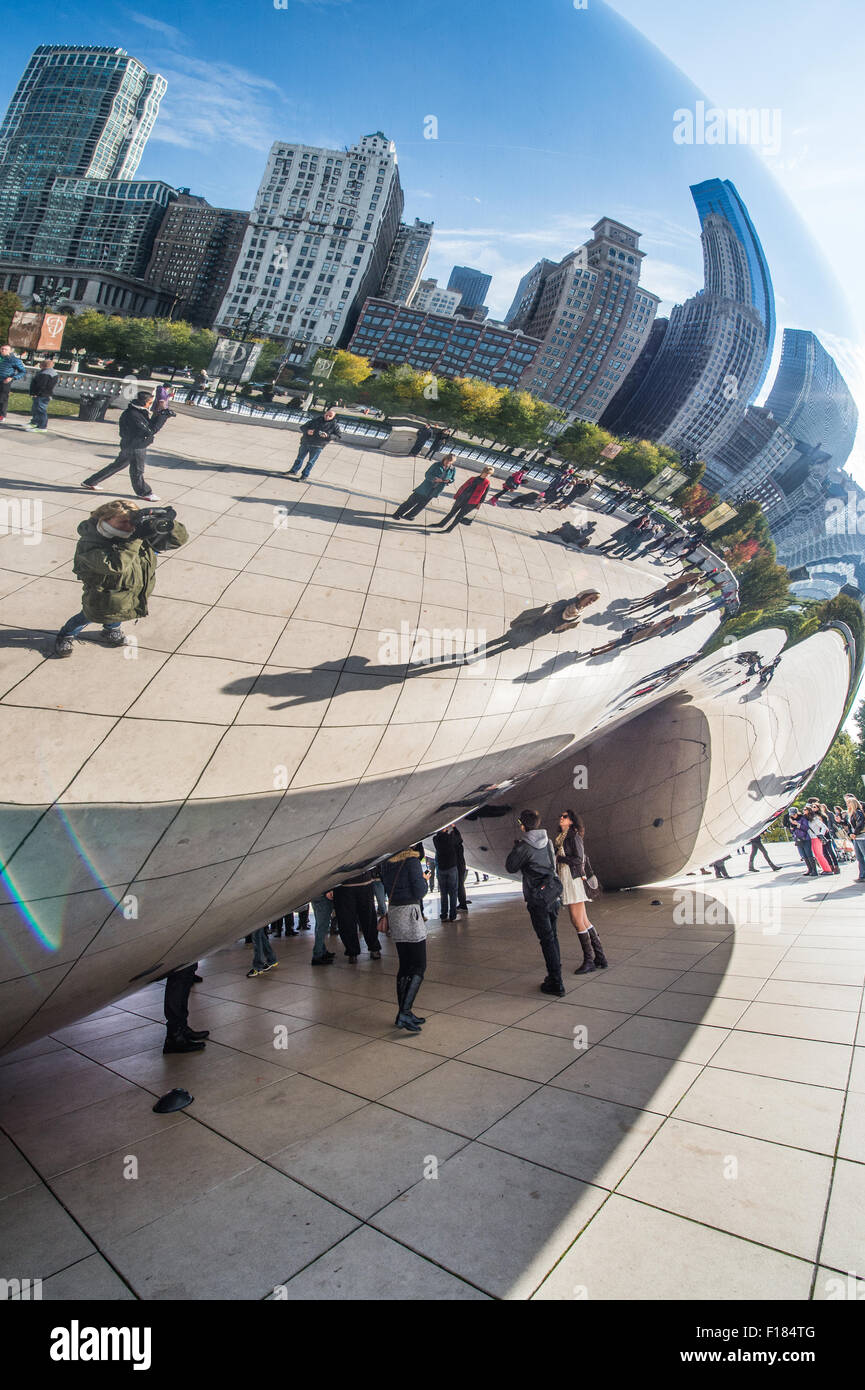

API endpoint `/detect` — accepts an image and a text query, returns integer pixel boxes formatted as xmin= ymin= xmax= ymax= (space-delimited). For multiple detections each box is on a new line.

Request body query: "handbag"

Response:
xmin=582 ymin=851 xmax=600 ymax=894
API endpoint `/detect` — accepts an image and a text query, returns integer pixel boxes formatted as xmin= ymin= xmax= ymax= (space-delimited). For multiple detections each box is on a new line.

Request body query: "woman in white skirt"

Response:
xmin=554 ymin=809 xmax=608 ymax=974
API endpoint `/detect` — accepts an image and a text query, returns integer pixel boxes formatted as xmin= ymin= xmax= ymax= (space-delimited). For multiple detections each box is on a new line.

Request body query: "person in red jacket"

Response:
xmin=430 ymin=465 xmax=493 ymax=533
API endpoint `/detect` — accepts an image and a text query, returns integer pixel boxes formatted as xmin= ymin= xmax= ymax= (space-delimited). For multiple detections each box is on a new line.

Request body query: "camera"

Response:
xmin=133 ymin=505 xmax=176 ymax=542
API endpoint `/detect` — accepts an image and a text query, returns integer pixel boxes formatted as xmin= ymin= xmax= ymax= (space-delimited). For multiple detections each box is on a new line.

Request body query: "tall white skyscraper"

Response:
xmin=217 ymin=132 xmax=403 ymax=361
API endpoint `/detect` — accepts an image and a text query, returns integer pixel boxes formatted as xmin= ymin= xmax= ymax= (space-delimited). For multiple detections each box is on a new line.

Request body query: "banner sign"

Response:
xmin=208 ymin=339 xmax=263 ymax=383
xmin=8 ymin=311 xmax=67 ymax=352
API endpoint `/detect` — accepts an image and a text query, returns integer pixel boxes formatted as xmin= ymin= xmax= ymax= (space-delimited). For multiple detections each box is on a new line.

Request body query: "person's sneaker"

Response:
xmin=141 ymin=494 xmax=160 ymax=501
xmin=82 ymin=483 xmax=102 ymax=492
xmin=102 ymin=628 xmax=127 ymax=646
xmin=540 ymin=979 xmax=566 ymax=996
xmin=0 ymin=415 xmax=6 ymax=424
xmin=163 ymin=1034 xmax=205 ymax=1054
xmin=53 ymin=635 xmax=74 ymax=658
xmin=311 ymin=954 xmax=334 ymax=965
xmin=370 ymin=951 xmax=381 ymax=960
xmin=263 ymin=960 xmax=278 ymax=971
xmin=246 ymin=966 xmax=265 ymax=977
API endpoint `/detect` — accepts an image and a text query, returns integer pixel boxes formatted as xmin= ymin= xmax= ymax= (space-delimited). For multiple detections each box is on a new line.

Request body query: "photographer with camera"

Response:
xmin=53 ymin=499 xmax=188 ymax=658
xmin=81 ymin=389 xmax=175 ymax=500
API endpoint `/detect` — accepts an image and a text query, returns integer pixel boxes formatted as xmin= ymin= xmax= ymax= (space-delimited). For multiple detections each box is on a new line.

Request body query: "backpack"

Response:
xmin=524 ymin=843 xmax=563 ymax=913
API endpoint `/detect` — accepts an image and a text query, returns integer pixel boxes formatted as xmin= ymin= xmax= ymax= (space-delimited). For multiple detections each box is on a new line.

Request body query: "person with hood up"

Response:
xmin=393 ymin=453 xmax=457 ymax=521
xmin=505 ymin=809 xmax=565 ymax=996
xmin=81 ymin=390 xmax=172 ymax=499
xmin=380 ymin=847 xmax=429 ymax=1033
xmin=53 ymin=499 xmax=188 ymax=657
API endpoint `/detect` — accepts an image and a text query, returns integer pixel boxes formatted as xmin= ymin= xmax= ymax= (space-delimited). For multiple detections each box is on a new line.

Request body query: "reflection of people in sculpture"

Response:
xmin=587 ymin=613 xmax=679 ymax=656
xmin=627 ymin=574 xmax=701 ymax=614
xmin=459 ymin=590 xmax=601 ymax=665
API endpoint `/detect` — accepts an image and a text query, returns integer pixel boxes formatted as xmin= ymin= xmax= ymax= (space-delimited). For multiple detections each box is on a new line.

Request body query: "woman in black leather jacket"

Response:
xmin=554 ymin=809 xmax=608 ymax=975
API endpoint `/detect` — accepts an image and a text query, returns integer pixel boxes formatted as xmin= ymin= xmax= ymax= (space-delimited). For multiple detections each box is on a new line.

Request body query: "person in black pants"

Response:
xmin=505 ymin=809 xmax=565 ymax=996
xmin=410 ymin=424 xmax=433 ymax=456
xmin=455 ymin=828 xmax=471 ymax=912
xmin=332 ymin=873 xmax=381 ymax=962
xmin=432 ymin=825 xmax=461 ymax=920
xmin=748 ymin=835 xmax=779 ymax=872
xmin=163 ymin=963 xmax=209 ymax=1053
xmin=380 ymin=848 xmax=429 ymax=1033
xmin=82 ymin=390 xmax=171 ymax=499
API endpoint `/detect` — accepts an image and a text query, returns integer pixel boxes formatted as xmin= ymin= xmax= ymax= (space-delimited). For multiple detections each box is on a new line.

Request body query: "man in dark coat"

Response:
xmin=81 ymin=390 xmax=171 ymax=499
xmin=287 ymin=407 xmax=342 ymax=480
xmin=410 ymin=423 xmax=433 ymax=456
xmin=505 ymin=809 xmax=565 ymax=996
xmin=26 ymin=357 xmax=58 ymax=431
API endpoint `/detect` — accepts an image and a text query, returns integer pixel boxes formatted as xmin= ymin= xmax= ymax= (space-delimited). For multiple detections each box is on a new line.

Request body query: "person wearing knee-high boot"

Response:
xmin=554 ymin=809 xmax=607 ymax=975
xmin=380 ymin=848 xmax=428 ymax=1033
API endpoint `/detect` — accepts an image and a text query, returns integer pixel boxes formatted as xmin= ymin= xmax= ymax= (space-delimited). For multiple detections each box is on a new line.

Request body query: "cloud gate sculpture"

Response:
xmin=0 ymin=418 xmax=855 ymax=1054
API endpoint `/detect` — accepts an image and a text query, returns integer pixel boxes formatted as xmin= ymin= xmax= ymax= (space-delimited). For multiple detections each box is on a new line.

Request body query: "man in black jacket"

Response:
xmin=505 ymin=810 xmax=565 ymax=996
xmin=81 ymin=390 xmax=170 ymax=499
xmin=0 ymin=344 xmax=26 ymax=423
xmin=286 ymin=407 xmax=342 ymax=480
xmin=26 ymin=357 xmax=58 ymax=431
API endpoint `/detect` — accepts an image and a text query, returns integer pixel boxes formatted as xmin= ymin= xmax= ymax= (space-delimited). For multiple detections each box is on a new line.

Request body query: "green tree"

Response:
xmin=737 ymin=553 xmax=790 ymax=610
xmin=801 ymin=731 xmax=861 ymax=811
xmin=555 ymin=420 xmax=614 ymax=470
xmin=493 ymin=389 xmax=559 ymax=450
xmin=311 ymin=348 xmax=372 ymax=403
xmin=0 ymin=290 xmax=21 ymax=343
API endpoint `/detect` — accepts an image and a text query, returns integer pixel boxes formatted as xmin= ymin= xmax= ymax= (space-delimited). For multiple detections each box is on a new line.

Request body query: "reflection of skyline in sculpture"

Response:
xmin=601 ymin=183 xmax=768 ymax=464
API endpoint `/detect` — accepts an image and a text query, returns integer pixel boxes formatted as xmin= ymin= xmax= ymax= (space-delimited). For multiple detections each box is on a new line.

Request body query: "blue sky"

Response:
xmin=2 ymin=0 xmax=862 ymax=470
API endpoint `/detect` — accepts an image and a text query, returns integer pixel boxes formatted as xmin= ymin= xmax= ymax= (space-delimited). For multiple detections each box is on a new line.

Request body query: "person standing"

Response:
xmin=81 ymin=390 xmax=170 ymax=499
xmin=409 ymin=423 xmax=433 ymax=456
xmin=505 ymin=809 xmax=565 ymax=996
xmin=428 ymin=426 xmax=451 ymax=455
xmin=807 ymin=805 xmax=839 ymax=873
xmin=192 ymin=369 xmax=209 ymax=402
xmin=0 ymin=344 xmax=26 ymax=423
xmin=844 ymin=794 xmax=865 ymax=881
xmin=455 ymin=827 xmax=471 ymax=912
xmin=748 ymin=834 xmax=780 ymax=872
xmin=380 ymin=847 xmax=429 ymax=1033
xmin=332 ymin=871 xmax=381 ymax=962
xmin=554 ymin=809 xmax=607 ymax=974
xmin=393 ymin=454 xmax=456 ymax=521
xmin=53 ymin=499 xmax=187 ymax=657
xmin=430 ymin=466 xmax=494 ymax=532
xmin=310 ymin=892 xmax=336 ymax=965
xmin=432 ymin=825 xmax=461 ymax=920
xmin=247 ymin=925 xmax=278 ymax=977
xmin=152 ymin=382 xmax=174 ymax=416
xmin=26 ymin=357 xmax=58 ymax=431
xmin=163 ymin=962 xmax=209 ymax=1053
xmin=286 ymin=407 xmax=341 ymax=480
xmin=489 ymin=466 xmax=526 ymax=506
xmin=790 ymin=810 xmax=819 ymax=876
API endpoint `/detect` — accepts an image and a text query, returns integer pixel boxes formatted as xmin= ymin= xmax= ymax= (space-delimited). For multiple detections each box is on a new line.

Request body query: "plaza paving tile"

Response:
xmin=0 ymin=859 xmax=862 ymax=1299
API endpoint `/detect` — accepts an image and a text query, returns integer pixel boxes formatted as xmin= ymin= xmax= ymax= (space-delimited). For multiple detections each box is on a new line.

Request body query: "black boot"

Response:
xmin=574 ymin=931 xmax=596 ymax=975
xmin=395 ymin=975 xmax=421 ymax=1032
xmin=588 ymin=926 xmax=608 ymax=969
xmin=183 ymin=1026 xmax=210 ymax=1040
xmin=401 ymin=973 xmax=425 ymax=1030
xmin=163 ymin=1031 xmax=205 ymax=1054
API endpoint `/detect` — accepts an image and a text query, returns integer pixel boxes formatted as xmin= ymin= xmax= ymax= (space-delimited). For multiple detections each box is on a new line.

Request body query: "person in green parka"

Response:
xmin=392 ymin=452 xmax=457 ymax=521
xmin=53 ymin=499 xmax=188 ymax=658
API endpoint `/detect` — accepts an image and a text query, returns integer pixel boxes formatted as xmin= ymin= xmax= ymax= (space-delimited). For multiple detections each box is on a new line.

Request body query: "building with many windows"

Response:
xmin=410 ymin=278 xmax=462 ymax=316
xmin=691 ymin=177 xmax=775 ymax=394
xmin=378 ymin=218 xmax=432 ymax=305
xmin=30 ymin=176 xmax=176 ymax=279
xmin=599 ymin=195 xmax=768 ymax=462
xmin=0 ymin=45 xmax=166 ymax=262
xmin=447 ymin=265 xmax=491 ymax=310
xmin=217 ymin=132 xmax=403 ymax=362
xmin=145 ymin=193 xmax=249 ymax=326
xmin=515 ymin=219 xmax=660 ymax=422
xmin=763 ymin=328 xmax=858 ymax=472
xmin=349 ymin=297 xmax=541 ymax=388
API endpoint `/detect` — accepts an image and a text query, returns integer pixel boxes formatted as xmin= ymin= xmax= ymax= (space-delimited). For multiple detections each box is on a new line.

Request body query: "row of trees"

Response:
xmin=309 ymin=352 xmax=562 ymax=451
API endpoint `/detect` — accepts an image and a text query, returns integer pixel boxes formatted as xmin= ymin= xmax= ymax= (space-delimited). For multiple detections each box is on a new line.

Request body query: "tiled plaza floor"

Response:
xmin=1 ymin=851 xmax=862 ymax=1300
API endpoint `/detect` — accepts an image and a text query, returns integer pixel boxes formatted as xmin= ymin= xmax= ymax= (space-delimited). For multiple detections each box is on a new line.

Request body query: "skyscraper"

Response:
xmin=691 ymin=177 xmax=775 ymax=393
xmin=516 ymin=219 xmax=660 ymax=423
xmin=217 ymin=132 xmax=403 ymax=362
xmin=146 ymin=194 xmax=249 ymax=326
xmin=763 ymin=329 xmax=858 ymax=471
xmin=447 ymin=265 xmax=491 ymax=310
xmin=411 ymin=278 xmax=462 ymax=316
xmin=600 ymin=196 xmax=768 ymax=461
xmin=378 ymin=217 xmax=432 ymax=304
xmin=0 ymin=45 xmax=166 ymax=260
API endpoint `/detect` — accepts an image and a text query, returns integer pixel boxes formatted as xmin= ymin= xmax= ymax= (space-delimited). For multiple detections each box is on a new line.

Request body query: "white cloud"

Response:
xmin=145 ymin=55 xmax=290 ymax=154
xmin=125 ymin=10 xmax=186 ymax=45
